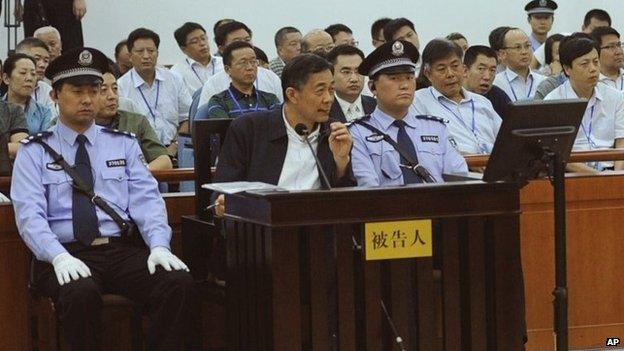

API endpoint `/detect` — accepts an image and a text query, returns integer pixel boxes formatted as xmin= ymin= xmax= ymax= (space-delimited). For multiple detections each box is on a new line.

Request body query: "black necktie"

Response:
xmin=72 ymin=134 xmax=99 ymax=245
xmin=393 ymin=119 xmax=422 ymax=184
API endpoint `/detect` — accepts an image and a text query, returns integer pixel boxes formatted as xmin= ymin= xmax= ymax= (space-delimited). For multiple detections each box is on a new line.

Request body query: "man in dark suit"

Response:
xmin=327 ymin=45 xmax=377 ymax=123
xmin=213 ymin=54 xmax=354 ymax=216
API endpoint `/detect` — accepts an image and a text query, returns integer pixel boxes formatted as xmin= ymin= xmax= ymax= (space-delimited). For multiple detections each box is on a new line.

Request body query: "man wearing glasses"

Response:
xmin=325 ymin=23 xmax=359 ymax=47
xmin=591 ymin=27 xmax=624 ymax=91
xmin=171 ymin=22 xmax=224 ymax=95
xmin=301 ymin=29 xmax=336 ymax=54
xmin=493 ymin=27 xmax=546 ymax=101
xmin=269 ymin=27 xmax=302 ymax=78
xmin=200 ymin=41 xmax=279 ymax=120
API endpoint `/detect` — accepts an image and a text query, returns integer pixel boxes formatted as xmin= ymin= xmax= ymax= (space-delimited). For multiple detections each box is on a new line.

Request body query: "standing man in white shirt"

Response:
xmin=545 ymin=36 xmax=624 ymax=173
xmin=198 ymin=21 xmax=283 ymax=107
xmin=117 ymin=28 xmax=192 ymax=155
xmin=326 ymin=45 xmax=376 ymax=123
xmin=171 ymin=22 xmax=224 ymax=95
xmin=413 ymin=39 xmax=502 ymax=155
xmin=493 ymin=28 xmax=546 ymax=101
xmin=590 ymin=27 xmax=624 ymax=91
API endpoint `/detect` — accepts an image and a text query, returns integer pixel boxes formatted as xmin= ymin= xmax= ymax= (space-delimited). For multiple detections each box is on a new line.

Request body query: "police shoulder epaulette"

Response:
xmin=346 ymin=115 xmax=371 ymax=128
xmin=102 ymin=128 xmax=136 ymax=138
xmin=20 ymin=131 xmax=53 ymax=145
xmin=415 ymin=115 xmax=447 ymax=125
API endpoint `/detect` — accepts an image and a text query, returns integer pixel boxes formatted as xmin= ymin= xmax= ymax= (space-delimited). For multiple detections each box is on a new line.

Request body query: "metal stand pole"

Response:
xmin=551 ymin=151 xmax=568 ymax=351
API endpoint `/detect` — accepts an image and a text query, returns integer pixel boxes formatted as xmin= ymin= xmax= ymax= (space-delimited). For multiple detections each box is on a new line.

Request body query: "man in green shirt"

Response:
xmin=1 ymin=99 xmax=29 ymax=160
xmin=95 ymin=61 xmax=172 ymax=170
xmin=199 ymin=41 xmax=279 ymax=120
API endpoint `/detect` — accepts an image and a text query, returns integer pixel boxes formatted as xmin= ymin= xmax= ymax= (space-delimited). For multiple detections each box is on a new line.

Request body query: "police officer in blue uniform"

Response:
xmin=10 ymin=48 xmax=197 ymax=351
xmin=349 ymin=40 xmax=468 ymax=187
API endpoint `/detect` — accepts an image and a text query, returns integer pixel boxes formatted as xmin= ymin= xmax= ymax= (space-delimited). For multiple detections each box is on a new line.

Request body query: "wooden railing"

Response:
xmin=3 ymin=149 xmax=624 ymax=189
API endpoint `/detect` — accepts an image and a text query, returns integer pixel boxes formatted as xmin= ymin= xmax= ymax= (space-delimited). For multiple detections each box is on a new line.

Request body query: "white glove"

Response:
xmin=147 ymin=247 xmax=190 ymax=275
xmin=51 ymin=252 xmax=92 ymax=286
xmin=0 ymin=192 xmax=10 ymax=203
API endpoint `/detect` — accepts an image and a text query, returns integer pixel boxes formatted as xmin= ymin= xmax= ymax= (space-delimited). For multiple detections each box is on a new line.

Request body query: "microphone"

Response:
xmin=295 ymin=123 xmax=332 ymax=190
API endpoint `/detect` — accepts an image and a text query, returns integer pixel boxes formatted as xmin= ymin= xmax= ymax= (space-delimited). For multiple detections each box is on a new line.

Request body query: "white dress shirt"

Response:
xmin=335 ymin=94 xmax=364 ymax=122
xmin=198 ymin=67 xmax=283 ymax=107
xmin=277 ymin=110 xmax=321 ymax=190
xmin=412 ymin=87 xmax=502 ymax=154
xmin=117 ymin=67 xmax=192 ymax=145
xmin=545 ymin=80 xmax=624 ymax=168
xmin=170 ymin=56 xmax=224 ymax=95
xmin=598 ymin=68 xmax=624 ymax=91
xmin=493 ymin=67 xmax=546 ymax=102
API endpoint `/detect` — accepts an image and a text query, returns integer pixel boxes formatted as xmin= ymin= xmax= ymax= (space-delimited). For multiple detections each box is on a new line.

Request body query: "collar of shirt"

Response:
xmin=371 ymin=106 xmax=418 ymax=132
xmin=131 ymin=67 xmax=166 ymax=88
xmin=562 ymin=80 xmax=603 ymax=107
xmin=598 ymin=68 xmax=624 ymax=83
xmin=281 ymin=107 xmax=320 ymax=143
xmin=229 ymin=83 xmax=257 ymax=100
xmin=429 ymin=86 xmax=474 ymax=106
xmin=335 ymin=93 xmax=363 ymax=116
xmin=505 ymin=67 xmax=535 ymax=83
xmin=57 ymin=119 xmax=98 ymax=146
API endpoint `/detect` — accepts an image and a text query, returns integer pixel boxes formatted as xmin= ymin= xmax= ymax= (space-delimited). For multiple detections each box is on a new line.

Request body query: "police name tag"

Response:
xmin=106 ymin=159 xmax=126 ymax=167
xmin=421 ymin=135 xmax=439 ymax=143
xmin=364 ymin=219 xmax=432 ymax=260
xmin=46 ymin=162 xmax=63 ymax=171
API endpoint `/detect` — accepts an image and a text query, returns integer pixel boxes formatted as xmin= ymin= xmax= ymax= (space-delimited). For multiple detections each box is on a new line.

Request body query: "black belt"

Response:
xmin=62 ymin=236 xmax=125 ymax=252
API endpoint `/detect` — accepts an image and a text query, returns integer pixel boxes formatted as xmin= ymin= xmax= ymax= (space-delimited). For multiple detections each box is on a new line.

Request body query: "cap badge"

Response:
xmin=78 ymin=50 xmax=93 ymax=66
xmin=392 ymin=41 xmax=404 ymax=57
xmin=539 ymin=0 xmax=547 ymax=7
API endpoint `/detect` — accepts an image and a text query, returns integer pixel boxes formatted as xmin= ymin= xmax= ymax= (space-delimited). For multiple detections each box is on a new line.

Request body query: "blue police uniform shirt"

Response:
xmin=412 ymin=87 xmax=502 ymax=154
xmin=349 ymin=107 xmax=468 ymax=187
xmin=10 ymin=120 xmax=172 ymax=263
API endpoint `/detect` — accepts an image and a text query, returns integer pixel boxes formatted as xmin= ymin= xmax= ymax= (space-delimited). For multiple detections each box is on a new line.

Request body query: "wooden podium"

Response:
xmin=222 ymin=180 xmax=526 ymax=351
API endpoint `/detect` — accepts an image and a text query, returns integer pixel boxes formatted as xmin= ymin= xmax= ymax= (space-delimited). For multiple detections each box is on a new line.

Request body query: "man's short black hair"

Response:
xmin=421 ymin=39 xmax=464 ymax=70
xmin=214 ymin=21 xmax=253 ymax=47
xmin=464 ymin=45 xmax=497 ymax=67
xmin=559 ymin=35 xmax=600 ymax=71
xmin=326 ymin=44 xmax=364 ymax=65
xmin=15 ymin=37 xmax=49 ymax=54
xmin=126 ymin=28 xmax=160 ymax=52
xmin=325 ymin=23 xmax=352 ymax=41
xmin=222 ymin=41 xmax=255 ymax=67
xmin=114 ymin=40 xmax=127 ymax=60
xmin=584 ymin=9 xmax=612 ymax=28
xmin=174 ymin=22 xmax=206 ymax=47
xmin=213 ymin=18 xmax=234 ymax=37
xmin=591 ymin=26 xmax=620 ymax=46
xmin=274 ymin=26 xmax=300 ymax=48
xmin=383 ymin=18 xmax=415 ymax=42
xmin=281 ymin=54 xmax=333 ymax=101
xmin=544 ymin=33 xmax=566 ymax=65
xmin=371 ymin=17 xmax=392 ymax=39
xmin=102 ymin=58 xmax=121 ymax=79
xmin=446 ymin=32 xmax=467 ymax=42
xmin=254 ymin=46 xmax=269 ymax=64
xmin=488 ymin=26 xmax=511 ymax=51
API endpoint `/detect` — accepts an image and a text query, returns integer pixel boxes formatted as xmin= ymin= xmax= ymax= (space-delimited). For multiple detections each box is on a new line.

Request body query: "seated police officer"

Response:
xmin=10 ymin=48 xmax=197 ymax=351
xmin=349 ymin=40 xmax=468 ymax=187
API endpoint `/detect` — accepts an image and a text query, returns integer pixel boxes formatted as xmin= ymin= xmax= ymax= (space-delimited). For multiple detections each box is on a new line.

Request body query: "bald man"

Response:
xmin=302 ymin=29 xmax=335 ymax=54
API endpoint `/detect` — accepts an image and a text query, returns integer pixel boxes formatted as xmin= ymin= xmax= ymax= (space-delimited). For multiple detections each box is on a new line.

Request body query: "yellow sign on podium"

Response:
xmin=364 ymin=219 xmax=432 ymax=261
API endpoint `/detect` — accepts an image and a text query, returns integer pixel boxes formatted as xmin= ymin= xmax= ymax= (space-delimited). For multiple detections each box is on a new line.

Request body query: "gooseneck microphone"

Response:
xmin=294 ymin=123 xmax=332 ymax=190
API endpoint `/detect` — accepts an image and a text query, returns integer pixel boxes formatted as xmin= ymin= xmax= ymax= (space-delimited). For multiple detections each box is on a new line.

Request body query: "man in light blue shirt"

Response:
xmin=11 ymin=47 xmax=196 ymax=350
xmin=413 ymin=39 xmax=502 ymax=155
xmin=493 ymin=28 xmax=546 ymax=101
xmin=544 ymin=36 xmax=624 ymax=173
xmin=350 ymin=40 xmax=467 ymax=187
